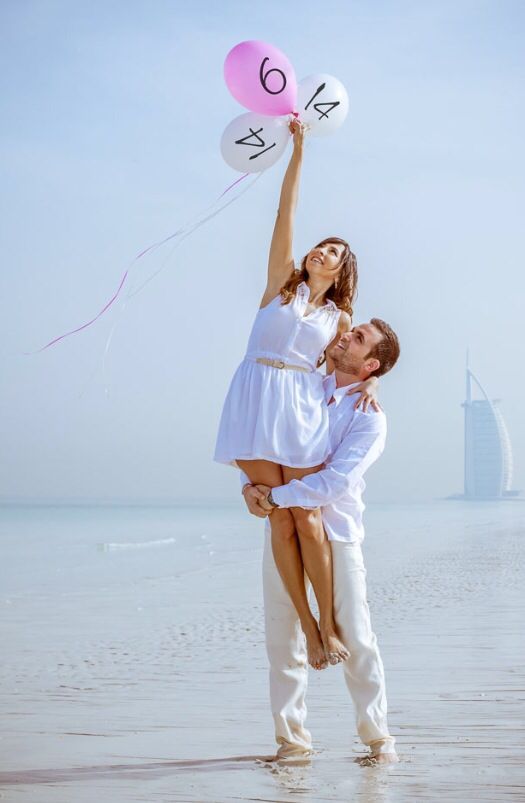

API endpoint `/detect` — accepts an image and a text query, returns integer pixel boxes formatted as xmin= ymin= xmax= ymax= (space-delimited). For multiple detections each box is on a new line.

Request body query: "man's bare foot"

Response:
xmin=356 ymin=752 xmax=400 ymax=766
xmin=304 ymin=624 xmax=328 ymax=670
xmin=320 ymin=626 xmax=350 ymax=665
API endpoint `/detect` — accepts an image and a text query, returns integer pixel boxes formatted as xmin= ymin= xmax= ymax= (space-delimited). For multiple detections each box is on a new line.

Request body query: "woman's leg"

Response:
xmin=237 ymin=459 xmax=327 ymax=670
xmin=282 ymin=464 xmax=350 ymax=665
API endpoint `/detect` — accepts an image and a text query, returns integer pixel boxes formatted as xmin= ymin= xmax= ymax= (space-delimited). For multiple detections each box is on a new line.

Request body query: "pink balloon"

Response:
xmin=224 ymin=40 xmax=297 ymax=116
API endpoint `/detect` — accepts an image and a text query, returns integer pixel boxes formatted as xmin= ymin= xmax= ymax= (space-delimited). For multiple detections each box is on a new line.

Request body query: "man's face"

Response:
xmin=328 ymin=323 xmax=382 ymax=376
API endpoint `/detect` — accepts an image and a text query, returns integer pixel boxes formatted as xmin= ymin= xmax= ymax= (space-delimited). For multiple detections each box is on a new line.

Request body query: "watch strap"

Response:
xmin=267 ymin=490 xmax=279 ymax=508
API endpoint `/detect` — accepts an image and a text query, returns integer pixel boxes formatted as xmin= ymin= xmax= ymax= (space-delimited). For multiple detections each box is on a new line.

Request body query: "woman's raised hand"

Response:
xmin=288 ymin=118 xmax=308 ymax=153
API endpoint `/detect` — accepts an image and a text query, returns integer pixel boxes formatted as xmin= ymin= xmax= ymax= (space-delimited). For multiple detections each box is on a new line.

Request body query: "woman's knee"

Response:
xmin=290 ymin=506 xmax=323 ymax=536
xmin=270 ymin=507 xmax=296 ymax=541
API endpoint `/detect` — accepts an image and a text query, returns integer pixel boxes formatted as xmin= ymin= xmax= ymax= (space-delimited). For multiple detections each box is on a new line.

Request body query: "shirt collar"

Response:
xmin=324 ymin=373 xmax=362 ymax=407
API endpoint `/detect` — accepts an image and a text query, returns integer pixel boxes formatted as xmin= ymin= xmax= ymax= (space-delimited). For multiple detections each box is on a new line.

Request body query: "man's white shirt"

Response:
xmin=241 ymin=373 xmax=387 ymax=544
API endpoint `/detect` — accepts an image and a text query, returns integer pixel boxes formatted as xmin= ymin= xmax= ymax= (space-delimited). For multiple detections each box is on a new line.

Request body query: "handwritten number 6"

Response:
xmin=259 ymin=57 xmax=287 ymax=95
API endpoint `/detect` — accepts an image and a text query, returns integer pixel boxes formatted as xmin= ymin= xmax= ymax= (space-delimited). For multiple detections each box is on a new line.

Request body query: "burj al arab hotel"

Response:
xmin=462 ymin=358 xmax=518 ymax=500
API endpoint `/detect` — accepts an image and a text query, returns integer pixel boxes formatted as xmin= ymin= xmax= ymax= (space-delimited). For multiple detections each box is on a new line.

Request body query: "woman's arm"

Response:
xmin=260 ymin=120 xmax=306 ymax=307
xmin=350 ymin=377 xmax=381 ymax=412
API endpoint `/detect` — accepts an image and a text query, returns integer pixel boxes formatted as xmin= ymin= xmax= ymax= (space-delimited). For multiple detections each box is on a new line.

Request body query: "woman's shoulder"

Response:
xmin=335 ymin=309 xmax=352 ymax=330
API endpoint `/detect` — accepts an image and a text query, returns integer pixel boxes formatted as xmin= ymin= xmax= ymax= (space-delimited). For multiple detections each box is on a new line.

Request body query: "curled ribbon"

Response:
xmin=25 ymin=170 xmax=259 ymax=355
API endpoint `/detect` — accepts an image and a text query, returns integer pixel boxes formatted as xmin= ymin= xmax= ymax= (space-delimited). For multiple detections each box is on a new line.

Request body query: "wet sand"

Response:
xmin=1 ymin=502 xmax=524 ymax=801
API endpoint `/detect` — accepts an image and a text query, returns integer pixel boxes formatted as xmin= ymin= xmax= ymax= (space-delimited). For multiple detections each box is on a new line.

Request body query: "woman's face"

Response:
xmin=306 ymin=242 xmax=345 ymax=282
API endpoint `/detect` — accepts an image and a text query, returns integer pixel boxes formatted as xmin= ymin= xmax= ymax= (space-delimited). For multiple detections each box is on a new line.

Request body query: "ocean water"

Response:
xmin=1 ymin=500 xmax=524 ymax=688
xmin=1 ymin=500 xmax=524 ymax=802
xmin=2 ymin=499 xmax=522 ymax=595
xmin=1 ymin=502 xmax=260 ymax=598
xmin=2 ymin=500 xmax=523 ymax=640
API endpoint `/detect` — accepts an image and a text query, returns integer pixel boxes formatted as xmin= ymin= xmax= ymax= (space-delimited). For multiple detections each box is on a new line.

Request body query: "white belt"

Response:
xmin=254 ymin=357 xmax=311 ymax=373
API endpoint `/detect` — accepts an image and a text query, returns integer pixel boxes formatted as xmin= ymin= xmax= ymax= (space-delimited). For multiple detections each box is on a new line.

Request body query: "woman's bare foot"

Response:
xmin=303 ymin=623 xmax=328 ymax=670
xmin=320 ymin=624 xmax=350 ymax=665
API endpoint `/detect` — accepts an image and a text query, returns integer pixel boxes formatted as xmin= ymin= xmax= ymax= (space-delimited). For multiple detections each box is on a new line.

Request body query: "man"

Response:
xmin=241 ymin=318 xmax=401 ymax=765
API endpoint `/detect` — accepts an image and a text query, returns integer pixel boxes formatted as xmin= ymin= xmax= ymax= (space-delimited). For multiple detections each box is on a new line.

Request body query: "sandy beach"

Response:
xmin=1 ymin=501 xmax=524 ymax=802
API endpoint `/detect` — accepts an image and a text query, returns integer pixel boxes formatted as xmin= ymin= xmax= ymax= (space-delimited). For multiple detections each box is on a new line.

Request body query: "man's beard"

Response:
xmin=333 ymin=351 xmax=361 ymax=374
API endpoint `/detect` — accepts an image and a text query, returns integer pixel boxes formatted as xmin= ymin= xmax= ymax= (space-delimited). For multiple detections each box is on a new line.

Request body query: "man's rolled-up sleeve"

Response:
xmin=271 ymin=412 xmax=387 ymax=509
xmin=239 ymin=470 xmax=250 ymax=491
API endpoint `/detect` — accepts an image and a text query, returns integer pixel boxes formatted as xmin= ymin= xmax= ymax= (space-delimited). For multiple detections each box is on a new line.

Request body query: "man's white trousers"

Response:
xmin=262 ymin=531 xmax=395 ymax=757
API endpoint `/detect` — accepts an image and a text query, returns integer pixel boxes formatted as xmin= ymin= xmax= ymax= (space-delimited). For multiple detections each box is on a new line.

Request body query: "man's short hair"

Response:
xmin=367 ymin=318 xmax=400 ymax=377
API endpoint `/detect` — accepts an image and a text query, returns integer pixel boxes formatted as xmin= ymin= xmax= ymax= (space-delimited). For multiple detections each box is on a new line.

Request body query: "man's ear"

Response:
xmin=364 ymin=358 xmax=380 ymax=376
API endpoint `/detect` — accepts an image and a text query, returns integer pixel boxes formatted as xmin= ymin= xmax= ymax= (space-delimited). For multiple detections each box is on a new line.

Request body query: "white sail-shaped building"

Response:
xmin=462 ymin=361 xmax=515 ymax=499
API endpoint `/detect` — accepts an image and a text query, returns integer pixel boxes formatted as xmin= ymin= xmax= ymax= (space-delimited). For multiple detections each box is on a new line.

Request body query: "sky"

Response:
xmin=1 ymin=0 xmax=524 ymax=503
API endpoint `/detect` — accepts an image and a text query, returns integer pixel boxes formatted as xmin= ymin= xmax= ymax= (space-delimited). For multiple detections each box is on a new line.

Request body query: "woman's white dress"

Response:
xmin=214 ymin=282 xmax=341 ymax=468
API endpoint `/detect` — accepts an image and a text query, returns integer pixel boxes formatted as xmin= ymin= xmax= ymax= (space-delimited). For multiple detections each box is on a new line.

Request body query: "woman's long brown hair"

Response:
xmin=279 ymin=237 xmax=358 ymax=317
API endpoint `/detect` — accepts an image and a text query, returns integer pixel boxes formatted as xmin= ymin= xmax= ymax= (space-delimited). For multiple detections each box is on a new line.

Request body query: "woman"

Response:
xmin=214 ymin=119 xmax=376 ymax=670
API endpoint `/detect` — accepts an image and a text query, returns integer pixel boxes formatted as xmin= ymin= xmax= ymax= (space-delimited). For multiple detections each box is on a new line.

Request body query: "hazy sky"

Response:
xmin=1 ymin=0 xmax=524 ymax=503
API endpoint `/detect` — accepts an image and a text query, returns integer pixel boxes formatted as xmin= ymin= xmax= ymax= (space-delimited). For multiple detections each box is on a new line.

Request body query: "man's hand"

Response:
xmin=242 ymin=484 xmax=273 ymax=518
xmin=254 ymin=484 xmax=274 ymax=512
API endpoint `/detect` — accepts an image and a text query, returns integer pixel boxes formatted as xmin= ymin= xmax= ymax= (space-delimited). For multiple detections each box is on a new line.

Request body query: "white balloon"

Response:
xmin=220 ymin=112 xmax=290 ymax=173
xmin=296 ymin=73 xmax=349 ymax=136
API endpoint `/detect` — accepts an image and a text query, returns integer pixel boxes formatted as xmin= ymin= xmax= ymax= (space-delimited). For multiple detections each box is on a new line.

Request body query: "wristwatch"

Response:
xmin=267 ymin=490 xmax=279 ymax=508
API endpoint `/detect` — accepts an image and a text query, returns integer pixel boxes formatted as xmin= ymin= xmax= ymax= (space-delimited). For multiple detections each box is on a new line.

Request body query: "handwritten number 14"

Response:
xmin=235 ymin=127 xmax=277 ymax=160
xmin=304 ymin=82 xmax=340 ymax=120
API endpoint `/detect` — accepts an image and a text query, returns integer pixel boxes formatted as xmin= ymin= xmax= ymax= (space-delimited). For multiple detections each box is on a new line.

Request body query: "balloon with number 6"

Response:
xmin=221 ymin=112 xmax=290 ymax=173
xmin=296 ymin=73 xmax=349 ymax=136
xmin=224 ymin=40 xmax=297 ymax=116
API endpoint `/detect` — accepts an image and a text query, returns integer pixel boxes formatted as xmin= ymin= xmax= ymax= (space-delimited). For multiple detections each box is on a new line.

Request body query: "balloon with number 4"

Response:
xmin=296 ymin=73 xmax=349 ymax=136
xmin=221 ymin=112 xmax=290 ymax=173
xmin=224 ymin=40 xmax=297 ymax=116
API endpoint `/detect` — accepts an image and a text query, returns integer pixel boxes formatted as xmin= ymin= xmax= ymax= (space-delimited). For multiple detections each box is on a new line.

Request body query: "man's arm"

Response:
xmin=271 ymin=411 xmax=387 ymax=509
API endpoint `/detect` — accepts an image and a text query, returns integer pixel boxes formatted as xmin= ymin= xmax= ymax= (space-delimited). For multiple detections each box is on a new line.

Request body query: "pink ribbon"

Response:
xmin=27 ymin=172 xmax=250 ymax=354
